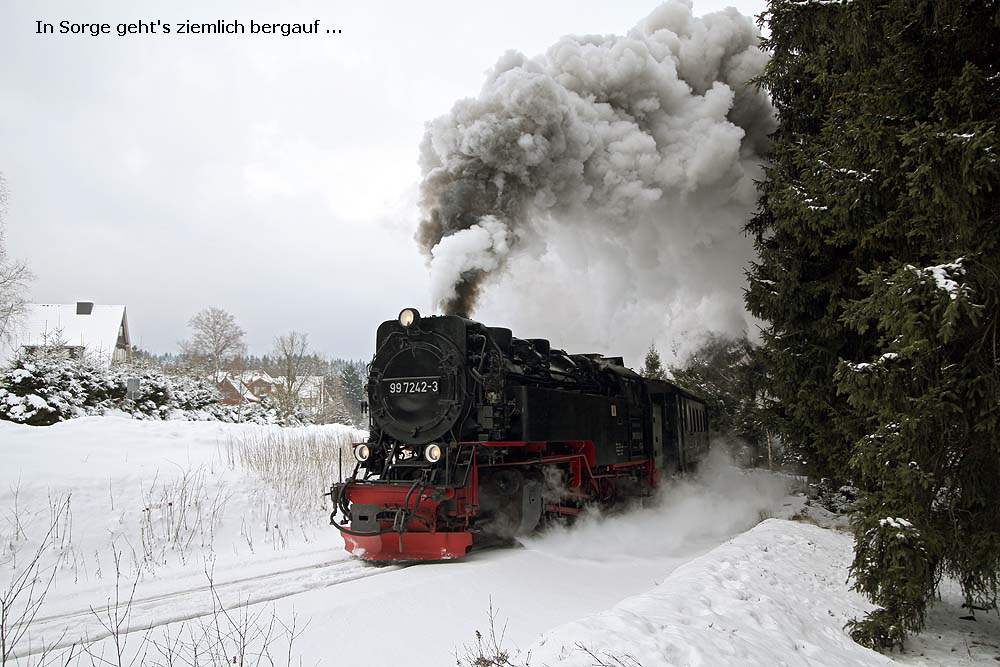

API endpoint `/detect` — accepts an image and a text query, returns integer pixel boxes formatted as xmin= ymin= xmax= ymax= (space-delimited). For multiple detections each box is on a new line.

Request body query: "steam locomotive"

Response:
xmin=328 ymin=308 xmax=709 ymax=561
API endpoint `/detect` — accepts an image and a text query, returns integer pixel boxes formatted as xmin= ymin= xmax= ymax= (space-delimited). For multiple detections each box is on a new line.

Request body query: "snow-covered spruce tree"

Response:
xmin=0 ymin=352 xmax=101 ymax=424
xmin=153 ymin=369 xmax=222 ymax=413
xmin=338 ymin=361 xmax=366 ymax=423
xmin=316 ymin=386 xmax=356 ymax=426
xmin=747 ymin=0 xmax=882 ymax=480
xmin=0 ymin=353 xmax=228 ymax=424
xmin=749 ymin=0 xmax=999 ymax=649
xmin=837 ymin=259 xmax=999 ymax=647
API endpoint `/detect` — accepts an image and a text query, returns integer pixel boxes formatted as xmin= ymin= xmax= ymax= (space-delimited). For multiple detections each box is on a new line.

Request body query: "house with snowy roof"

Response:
xmin=213 ymin=374 xmax=260 ymax=406
xmin=239 ymin=371 xmax=280 ymax=399
xmin=210 ymin=370 xmax=328 ymax=412
xmin=209 ymin=370 xmax=278 ymax=405
xmin=0 ymin=301 xmax=131 ymax=368
xmin=296 ymin=375 xmax=329 ymax=411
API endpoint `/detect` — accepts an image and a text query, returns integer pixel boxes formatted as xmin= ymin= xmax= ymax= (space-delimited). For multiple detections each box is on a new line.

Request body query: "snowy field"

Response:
xmin=0 ymin=417 xmax=997 ymax=666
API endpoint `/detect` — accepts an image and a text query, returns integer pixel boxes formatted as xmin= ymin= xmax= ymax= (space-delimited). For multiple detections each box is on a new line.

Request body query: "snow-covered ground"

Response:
xmin=0 ymin=416 xmax=364 ymax=664
xmin=1 ymin=417 xmax=997 ymax=666
xmin=529 ymin=520 xmax=1000 ymax=666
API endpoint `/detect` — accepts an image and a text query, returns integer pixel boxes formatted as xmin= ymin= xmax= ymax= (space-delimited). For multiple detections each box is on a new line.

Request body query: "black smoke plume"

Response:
xmin=417 ymin=0 xmax=775 ymax=329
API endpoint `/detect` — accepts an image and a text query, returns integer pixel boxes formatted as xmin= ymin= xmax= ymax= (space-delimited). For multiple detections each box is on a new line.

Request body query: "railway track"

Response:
xmin=14 ymin=554 xmax=405 ymax=659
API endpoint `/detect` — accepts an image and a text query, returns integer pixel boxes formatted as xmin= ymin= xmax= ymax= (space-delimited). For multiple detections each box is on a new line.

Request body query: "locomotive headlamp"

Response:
xmin=354 ymin=444 xmax=371 ymax=462
xmin=424 ymin=443 xmax=442 ymax=463
xmin=398 ymin=308 xmax=420 ymax=328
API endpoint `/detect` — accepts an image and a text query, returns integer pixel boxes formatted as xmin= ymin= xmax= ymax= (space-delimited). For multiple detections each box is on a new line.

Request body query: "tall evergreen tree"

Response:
xmin=641 ymin=343 xmax=665 ymax=380
xmin=316 ymin=375 xmax=356 ymax=426
xmin=750 ymin=0 xmax=1000 ymax=649
xmin=339 ymin=361 xmax=366 ymax=423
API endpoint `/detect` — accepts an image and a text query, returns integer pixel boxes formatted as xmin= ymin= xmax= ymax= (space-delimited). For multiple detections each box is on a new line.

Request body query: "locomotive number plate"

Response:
xmin=384 ymin=376 xmax=440 ymax=395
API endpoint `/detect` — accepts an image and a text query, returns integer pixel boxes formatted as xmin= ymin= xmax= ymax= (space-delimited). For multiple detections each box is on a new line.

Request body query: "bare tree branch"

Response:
xmin=0 ymin=174 xmax=34 ymax=346
xmin=178 ymin=307 xmax=247 ymax=374
xmin=271 ymin=332 xmax=321 ymax=418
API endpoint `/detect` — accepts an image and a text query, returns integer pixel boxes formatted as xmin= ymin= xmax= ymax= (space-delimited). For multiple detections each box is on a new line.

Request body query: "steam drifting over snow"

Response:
xmin=418 ymin=0 xmax=775 ymax=360
xmin=521 ymin=449 xmax=792 ymax=561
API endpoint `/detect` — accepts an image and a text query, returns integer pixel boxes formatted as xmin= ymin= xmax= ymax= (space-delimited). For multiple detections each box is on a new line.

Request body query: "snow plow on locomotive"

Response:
xmin=327 ymin=308 xmax=709 ymax=561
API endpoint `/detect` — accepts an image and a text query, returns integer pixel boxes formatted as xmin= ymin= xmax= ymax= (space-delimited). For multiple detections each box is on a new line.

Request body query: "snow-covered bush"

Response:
xmin=214 ymin=396 xmax=302 ymax=426
xmin=807 ymin=477 xmax=859 ymax=514
xmin=0 ymin=352 xmax=305 ymax=426
xmin=106 ymin=365 xmax=221 ymax=419
xmin=161 ymin=370 xmax=220 ymax=411
xmin=0 ymin=352 xmax=108 ymax=424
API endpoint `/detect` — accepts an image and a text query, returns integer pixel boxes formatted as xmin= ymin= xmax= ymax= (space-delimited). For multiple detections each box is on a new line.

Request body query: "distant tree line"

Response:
xmin=132 ymin=306 xmax=369 ymax=426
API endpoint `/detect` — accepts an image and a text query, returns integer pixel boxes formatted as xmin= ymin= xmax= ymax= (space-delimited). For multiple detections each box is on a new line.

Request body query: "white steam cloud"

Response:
xmin=520 ymin=448 xmax=792 ymax=561
xmin=428 ymin=216 xmax=513 ymax=311
xmin=417 ymin=0 xmax=775 ymax=362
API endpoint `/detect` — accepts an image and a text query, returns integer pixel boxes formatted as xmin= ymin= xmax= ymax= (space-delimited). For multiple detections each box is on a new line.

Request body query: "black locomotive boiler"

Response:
xmin=328 ymin=308 xmax=709 ymax=561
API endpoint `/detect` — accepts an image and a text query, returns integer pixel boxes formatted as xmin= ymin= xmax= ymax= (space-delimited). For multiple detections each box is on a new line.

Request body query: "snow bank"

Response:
xmin=529 ymin=520 xmax=895 ymax=667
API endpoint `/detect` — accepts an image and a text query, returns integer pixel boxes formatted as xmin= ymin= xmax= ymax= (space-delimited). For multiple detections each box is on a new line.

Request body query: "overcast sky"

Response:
xmin=1 ymin=0 xmax=766 ymax=362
